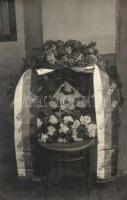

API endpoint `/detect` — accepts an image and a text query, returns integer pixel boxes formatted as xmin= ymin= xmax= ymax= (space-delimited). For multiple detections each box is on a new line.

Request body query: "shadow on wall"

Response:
xmin=42 ymin=0 xmax=116 ymax=55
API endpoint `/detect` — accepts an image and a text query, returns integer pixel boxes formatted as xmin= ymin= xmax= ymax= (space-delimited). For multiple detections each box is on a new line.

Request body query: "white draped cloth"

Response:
xmin=14 ymin=65 xmax=119 ymax=181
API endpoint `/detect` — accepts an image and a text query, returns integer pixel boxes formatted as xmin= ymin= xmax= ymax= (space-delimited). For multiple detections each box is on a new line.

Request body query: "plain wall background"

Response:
xmin=42 ymin=0 xmax=116 ymax=54
xmin=0 ymin=0 xmax=25 ymax=75
xmin=117 ymin=0 xmax=127 ymax=173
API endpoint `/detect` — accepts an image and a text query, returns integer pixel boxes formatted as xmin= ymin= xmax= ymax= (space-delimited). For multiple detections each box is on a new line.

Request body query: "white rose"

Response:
xmin=40 ymin=134 xmax=49 ymax=143
xmin=71 ymin=120 xmax=80 ymax=130
xmin=49 ymin=115 xmax=58 ymax=125
xmin=47 ymin=126 xmax=56 ymax=136
xmin=37 ymin=118 xmax=43 ymax=128
xmin=64 ymin=116 xmax=74 ymax=124
xmin=87 ymin=124 xmax=97 ymax=137
xmin=80 ymin=115 xmax=91 ymax=125
xmin=59 ymin=123 xmax=69 ymax=134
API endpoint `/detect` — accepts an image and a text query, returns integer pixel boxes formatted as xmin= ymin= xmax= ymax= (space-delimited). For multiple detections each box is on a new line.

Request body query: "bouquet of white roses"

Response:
xmin=37 ymin=113 xmax=97 ymax=144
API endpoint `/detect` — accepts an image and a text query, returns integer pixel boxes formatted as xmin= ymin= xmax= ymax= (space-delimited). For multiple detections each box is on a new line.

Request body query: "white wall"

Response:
xmin=0 ymin=0 xmax=25 ymax=75
xmin=42 ymin=0 xmax=116 ymax=54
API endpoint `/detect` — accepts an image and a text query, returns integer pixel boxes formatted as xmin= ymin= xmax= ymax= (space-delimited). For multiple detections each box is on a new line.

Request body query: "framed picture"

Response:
xmin=0 ymin=0 xmax=17 ymax=42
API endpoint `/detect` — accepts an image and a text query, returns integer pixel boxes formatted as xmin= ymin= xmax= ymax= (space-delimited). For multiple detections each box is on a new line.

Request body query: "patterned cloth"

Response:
xmin=14 ymin=69 xmax=38 ymax=179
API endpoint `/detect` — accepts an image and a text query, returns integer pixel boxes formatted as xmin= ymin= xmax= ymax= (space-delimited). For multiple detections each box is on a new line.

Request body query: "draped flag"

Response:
xmin=94 ymin=65 xmax=119 ymax=180
xmin=14 ymin=65 xmax=120 ymax=181
xmin=14 ymin=69 xmax=38 ymax=180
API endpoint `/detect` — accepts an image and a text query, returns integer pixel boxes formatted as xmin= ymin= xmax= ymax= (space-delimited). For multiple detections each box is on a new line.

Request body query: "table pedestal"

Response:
xmin=39 ymin=139 xmax=95 ymax=199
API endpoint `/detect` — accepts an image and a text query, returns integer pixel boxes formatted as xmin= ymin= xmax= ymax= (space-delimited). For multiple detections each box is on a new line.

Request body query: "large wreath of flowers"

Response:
xmin=24 ymin=40 xmax=101 ymax=69
xmin=37 ymin=114 xmax=96 ymax=144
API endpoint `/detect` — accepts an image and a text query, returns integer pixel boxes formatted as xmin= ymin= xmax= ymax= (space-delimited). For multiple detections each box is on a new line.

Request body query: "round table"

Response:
xmin=39 ymin=138 xmax=95 ymax=152
xmin=39 ymin=139 xmax=96 ymax=199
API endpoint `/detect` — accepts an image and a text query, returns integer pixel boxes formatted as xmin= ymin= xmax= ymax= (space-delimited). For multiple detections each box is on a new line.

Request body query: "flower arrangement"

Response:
xmin=37 ymin=112 xmax=97 ymax=144
xmin=24 ymin=40 xmax=100 ymax=69
xmin=36 ymin=78 xmax=97 ymax=144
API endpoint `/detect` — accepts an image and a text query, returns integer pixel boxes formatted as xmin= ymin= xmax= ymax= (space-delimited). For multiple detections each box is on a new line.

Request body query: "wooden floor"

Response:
xmin=0 ymin=174 xmax=127 ymax=200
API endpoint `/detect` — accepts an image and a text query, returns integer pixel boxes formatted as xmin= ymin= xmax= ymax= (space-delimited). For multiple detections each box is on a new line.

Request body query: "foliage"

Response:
xmin=6 ymin=40 xmax=123 ymax=108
